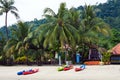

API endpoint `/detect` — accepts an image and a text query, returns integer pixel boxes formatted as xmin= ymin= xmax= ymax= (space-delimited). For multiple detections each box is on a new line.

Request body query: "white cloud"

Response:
xmin=0 ymin=0 xmax=107 ymax=27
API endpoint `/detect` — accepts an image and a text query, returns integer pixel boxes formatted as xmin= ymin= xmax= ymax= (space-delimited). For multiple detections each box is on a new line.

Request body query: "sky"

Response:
xmin=0 ymin=0 xmax=107 ymax=27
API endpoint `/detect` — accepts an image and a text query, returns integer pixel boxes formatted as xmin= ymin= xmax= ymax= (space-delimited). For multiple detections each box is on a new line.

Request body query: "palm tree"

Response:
xmin=68 ymin=7 xmax=81 ymax=29
xmin=36 ymin=3 xmax=79 ymax=49
xmin=80 ymin=5 xmax=111 ymax=45
xmin=25 ymin=30 xmax=44 ymax=66
xmin=35 ymin=3 xmax=80 ymax=65
xmin=67 ymin=8 xmax=81 ymax=51
xmin=4 ymin=21 xmax=32 ymax=65
xmin=0 ymin=31 xmax=6 ymax=65
xmin=79 ymin=5 xmax=111 ymax=61
xmin=0 ymin=0 xmax=19 ymax=40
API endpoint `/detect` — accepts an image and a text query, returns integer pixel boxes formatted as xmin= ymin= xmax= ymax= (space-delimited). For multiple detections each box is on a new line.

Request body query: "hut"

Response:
xmin=88 ymin=44 xmax=101 ymax=61
xmin=112 ymin=43 xmax=120 ymax=54
xmin=111 ymin=43 xmax=120 ymax=64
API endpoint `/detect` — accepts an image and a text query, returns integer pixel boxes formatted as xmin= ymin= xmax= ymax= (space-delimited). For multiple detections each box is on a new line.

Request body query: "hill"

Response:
xmin=77 ymin=0 xmax=120 ymax=29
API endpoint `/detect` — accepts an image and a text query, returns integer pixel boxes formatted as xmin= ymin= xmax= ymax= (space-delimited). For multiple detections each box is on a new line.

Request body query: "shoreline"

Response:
xmin=0 ymin=65 xmax=120 ymax=80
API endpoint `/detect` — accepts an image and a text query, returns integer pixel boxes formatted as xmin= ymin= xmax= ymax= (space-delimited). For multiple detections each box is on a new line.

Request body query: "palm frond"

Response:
xmin=15 ymin=41 xmax=22 ymax=50
xmin=10 ymin=6 xmax=18 ymax=11
xmin=11 ymin=10 xmax=20 ymax=19
xmin=44 ymin=8 xmax=56 ymax=16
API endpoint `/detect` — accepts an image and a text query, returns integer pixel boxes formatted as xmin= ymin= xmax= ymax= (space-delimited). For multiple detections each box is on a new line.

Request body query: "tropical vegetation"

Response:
xmin=0 ymin=0 xmax=19 ymax=40
xmin=0 ymin=0 xmax=119 ymax=65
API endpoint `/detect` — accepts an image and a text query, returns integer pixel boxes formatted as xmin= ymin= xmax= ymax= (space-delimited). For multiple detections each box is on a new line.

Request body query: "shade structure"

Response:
xmin=112 ymin=43 xmax=120 ymax=55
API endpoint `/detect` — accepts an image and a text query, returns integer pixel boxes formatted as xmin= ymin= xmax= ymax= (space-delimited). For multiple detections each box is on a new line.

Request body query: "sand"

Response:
xmin=0 ymin=65 xmax=120 ymax=80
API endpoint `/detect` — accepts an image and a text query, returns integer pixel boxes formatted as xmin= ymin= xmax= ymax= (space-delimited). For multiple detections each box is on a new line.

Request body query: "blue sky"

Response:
xmin=0 ymin=0 xmax=107 ymax=27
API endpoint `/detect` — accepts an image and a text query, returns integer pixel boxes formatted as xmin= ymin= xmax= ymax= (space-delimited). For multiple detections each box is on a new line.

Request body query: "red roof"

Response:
xmin=112 ymin=43 xmax=120 ymax=54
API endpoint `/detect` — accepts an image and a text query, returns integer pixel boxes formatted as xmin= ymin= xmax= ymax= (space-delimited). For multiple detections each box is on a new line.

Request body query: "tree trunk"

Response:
xmin=5 ymin=12 xmax=9 ymax=40
xmin=81 ymin=43 xmax=85 ymax=62
xmin=36 ymin=49 xmax=42 ymax=66
xmin=26 ymin=54 xmax=30 ymax=65
xmin=71 ymin=51 xmax=76 ymax=64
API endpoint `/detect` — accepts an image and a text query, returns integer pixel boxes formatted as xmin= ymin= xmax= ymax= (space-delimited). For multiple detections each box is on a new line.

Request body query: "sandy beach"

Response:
xmin=0 ymin=65 xmax=120 ymax=80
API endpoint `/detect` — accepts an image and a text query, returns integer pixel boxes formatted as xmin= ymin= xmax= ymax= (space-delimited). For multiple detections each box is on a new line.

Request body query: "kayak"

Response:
xmin=57 ymin=65 xmax=74 ymax=71
xmin=75 ymin=68 xmax=83 ymax=72
xmin=57 ymin=66 xmax=64 ymax=71
xmin=17 ymin=68 xmax=39 ymax=75
xmin=75 ymin=64 xmax=86 ymax=72
xmin=23 ymin=68 xmax=39 ymax=75
xmin=64 ymin=67 xmax=70 ymax=71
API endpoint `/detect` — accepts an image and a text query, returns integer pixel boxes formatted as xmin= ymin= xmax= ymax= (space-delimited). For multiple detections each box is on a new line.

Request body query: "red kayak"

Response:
xmin=64 ymin=67 xmax=70 ymax=71
xmin=75 ymin=64 xmax=86 ymax=72
xmin=75 ymin=68 xmax=83 ymax=72
xmin=23 ymin=69 xmax=39 ymax=75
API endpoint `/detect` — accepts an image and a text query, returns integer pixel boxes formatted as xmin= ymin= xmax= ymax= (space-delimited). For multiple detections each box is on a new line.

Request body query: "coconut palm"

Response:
xmin=79 ymin=5 xmax=111 ymax=46
xmin=36 ymin=3 xmax=79 ymax=49
xmin=79 ymin=5 xmax=111 ymax=60
xmin=0 ymin=0 xmax=19 ymax=40
xmin=4 ymin=21 xmax=33 ymax=65
xmin=0 ymin=32 xmax=6 ymax=64
xmin=66 ymin=7 xmax=82 ymax=52
xmin=25 ymin=30 xmax=45 ymax=66
xmin=34 ymin=3 xmax=80 ymax=65
xmin=68 ymin=7 xmax=81 ymax=29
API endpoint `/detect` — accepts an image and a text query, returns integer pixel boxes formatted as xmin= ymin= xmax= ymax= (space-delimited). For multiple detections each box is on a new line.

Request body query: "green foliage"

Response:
xmin=110 ymin=28 xmax=120 ymax=46
xmin=0 ymin=0 xmax=19 ymax=39
xmin=77 ymin=0 xmax=120 ymax=31
xmin=14 ymin=56 xmax=27 ymax=64
xmin=14 ymin=56 xmax=33 ymax=64
xmin=96 ymin=0 xmax=120 ymax=18
xmin=3 ymin=21 xmax=31 ymax=56
xmin=49 ymin=52 xmax=54 ymax=58
xmin=35 ymin=2 xmax=80 ymax=50
xmin=78 ymin=5 xmax=111 ymax=52
xmin=102 ymin=52 xmax=111 ymax=62
xmin=0 ymin=1 xmax=120 ymax=65
xmin=95 ymin=0 xmax=120 ymax=29
xmin=0 ymin=56 xmax=3 ymax=62
xmin=66 ymin=51 xmax=72 ymax=61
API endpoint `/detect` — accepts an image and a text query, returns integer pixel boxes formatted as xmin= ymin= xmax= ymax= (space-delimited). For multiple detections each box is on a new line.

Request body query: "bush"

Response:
xmin=0 ymin=56 xmax=3 ymax=64
xmin=14 ymin=56 xmax=34 ymax=64
xmin=14 ymin=56 xmax=27 ymax=64
xmin=0 ymin=56 xmax=6 ymax=65
xmin=102 ymin=52 xmax=111 ymax=62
